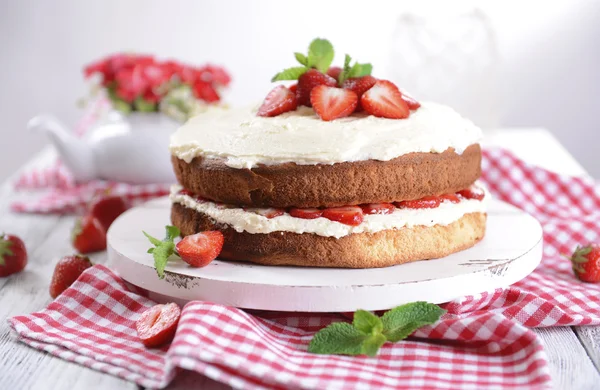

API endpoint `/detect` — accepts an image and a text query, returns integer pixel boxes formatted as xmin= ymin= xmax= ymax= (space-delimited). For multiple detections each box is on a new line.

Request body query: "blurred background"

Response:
xmin=1 ymin=0 xmax=599 ymax=181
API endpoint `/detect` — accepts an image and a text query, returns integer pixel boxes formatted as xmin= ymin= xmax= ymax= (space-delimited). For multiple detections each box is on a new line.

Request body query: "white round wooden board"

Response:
xmin=107 ymin=197 xmax=543 ymax=312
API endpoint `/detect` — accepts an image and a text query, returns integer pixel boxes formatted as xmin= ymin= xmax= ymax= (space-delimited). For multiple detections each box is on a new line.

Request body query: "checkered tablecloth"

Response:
xmin=8 ymin=148 xmax=600 ymax=389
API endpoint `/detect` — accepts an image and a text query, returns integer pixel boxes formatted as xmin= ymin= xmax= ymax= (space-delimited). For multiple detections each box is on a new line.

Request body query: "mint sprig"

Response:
xmin=308 ymin=302 xmax=446 ymax=357
xmin=337 ymin=54 xmax=372 ymax=85
xmin=143 ymin=225 xmax=181 ymax=279
xmin=271 ymin=38 xmax=335 ymax=82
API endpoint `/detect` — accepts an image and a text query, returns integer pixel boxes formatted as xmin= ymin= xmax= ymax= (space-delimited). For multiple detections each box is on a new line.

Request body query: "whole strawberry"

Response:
xmin=568 ymin=244 xmax=600 ymax=283
xmin=50 ymin=255 xmax=93 ymax=298
xmin=89 ymin=195 xmax=129 ymax=232
xmin=0 ymin=234 xmax=28 ymax=277
xmin=72 ymin=215 xmax=107 ymax=254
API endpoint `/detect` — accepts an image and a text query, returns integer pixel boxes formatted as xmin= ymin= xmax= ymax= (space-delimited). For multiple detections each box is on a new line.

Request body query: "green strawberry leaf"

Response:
xmin=381 ymin=302 xmax=446 ymax=342
xmin=307 ymin=38 xmax=334 ymax=73
xmin=134 ymin=97 xmax=157 ymax=112
xmin=0 ymin=237 xmax=14 ymax=267
xmin=271 ymin=66 xmax=308 ymax=82
xmin=308 ymin=322 xmax=368 ymax=355
xmin=112 ymin=98 xmax=132 ymax=114
xmin=353 ymin=310 xmax=383 ymax=335
xmin=361 ymin=333 xmax=387 ymax=357
xmin=143 ymin=226 xmax=181 ymax=279
xmin=294 ymin=52 xmax=308 ymax=66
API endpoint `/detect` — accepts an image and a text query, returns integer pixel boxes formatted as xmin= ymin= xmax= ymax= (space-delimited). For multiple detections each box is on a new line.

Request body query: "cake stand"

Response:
xmin=107 ymin=197 xmax=543 ymax=312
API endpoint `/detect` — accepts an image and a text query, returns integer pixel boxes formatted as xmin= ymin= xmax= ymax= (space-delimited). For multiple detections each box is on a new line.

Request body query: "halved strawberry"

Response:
xmin=310 ymin=86 xmax=358 ymax=121
xmin=322 ymin=206 xmax=364 ymax=226
xmin=179 ymin=189 xmax=193 ymax=196
xmin=458 ymin=186 xmax=485 ymax=201
xmin=136 ymin=303 xmax=181 ymax=348
xmin=257 ymin=85 xmax=297 ymax=117
xmin=289 ymin=83 xmax=297 ymax=94
xmin=289 ymin=208 xmax=323 ymax=220
xmin=246 ymin=208 xmax=285 ymax=219
xmin=440 ymin=194 xmax=460 ymax=204
xmin=400 ymin=90 xmax=421 ymax=110
xmin=175 ymin=231 xmax=224 ymax=268
xmin=361 ymin=80 xmax=410 ymax=119
xmin=296 ymin=69 xmax=337 ymax=107
xmin=361 ymin=203 xmax=396 ymax=215
xmin=342 ymin=75 xmax=377 ymax=111
xmin=72 ymin=215 xmax=107 ymax=254
xmin=327 ymin=66 xmax=342 ymax=81
xmin=395 ymin=196 xmax=441 ymax=209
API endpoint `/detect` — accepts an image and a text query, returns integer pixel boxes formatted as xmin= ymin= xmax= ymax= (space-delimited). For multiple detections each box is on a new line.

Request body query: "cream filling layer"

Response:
xmin=169 ymin=102 xmax=482 ymax=169
xmin=170 ymin=185 xmax=488 ymax=239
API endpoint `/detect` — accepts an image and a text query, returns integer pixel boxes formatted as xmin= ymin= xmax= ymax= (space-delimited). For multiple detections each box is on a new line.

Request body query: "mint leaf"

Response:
xmin=353 ymin=310 xmax=383 ymax=335
xmin=294 ymin=52 xmax=308 ymax=66
xmin=307 ymin=38 xmax=334 ymax=73
xmin=308 ymin=322 xmax=368 ymax=355
xmin=143 ymin=225 xmax=181 ymax=279
xmin=361 ymin=333 xmax=386 ymax=357
xmin=338 ymin=54 xmax=373 ymax=85
xmin=381 ymin=302 xmax=446 ymax=342
xmin=271 ymin=66 xmax=308 ymax=82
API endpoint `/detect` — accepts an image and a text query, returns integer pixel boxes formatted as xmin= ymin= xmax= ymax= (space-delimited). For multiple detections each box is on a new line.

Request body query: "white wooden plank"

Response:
xmin=574 ymin=326 xmax=600 ymax=372
xmin=534 ymin=327 xmax=600 ymax=390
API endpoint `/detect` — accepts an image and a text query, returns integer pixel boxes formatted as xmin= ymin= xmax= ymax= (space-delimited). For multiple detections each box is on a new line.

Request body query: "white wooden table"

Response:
xmin=1 ymin=129 xmax=599 ymax=390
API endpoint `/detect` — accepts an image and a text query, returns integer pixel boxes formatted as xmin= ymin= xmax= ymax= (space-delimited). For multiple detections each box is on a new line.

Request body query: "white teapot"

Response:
xmin=28 ymin=111 xmax=179 ymax=184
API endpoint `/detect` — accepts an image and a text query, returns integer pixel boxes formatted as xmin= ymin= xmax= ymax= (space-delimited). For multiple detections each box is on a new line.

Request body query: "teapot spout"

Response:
xmin=28 ymin=115 xmax=96 ymax=182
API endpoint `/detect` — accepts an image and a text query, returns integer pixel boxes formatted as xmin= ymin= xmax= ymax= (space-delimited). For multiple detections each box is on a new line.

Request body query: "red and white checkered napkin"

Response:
xmin=11 ymin=97 xmax=169 ymax=214
xmin=8 ymin=148 xmax=600 ymax=389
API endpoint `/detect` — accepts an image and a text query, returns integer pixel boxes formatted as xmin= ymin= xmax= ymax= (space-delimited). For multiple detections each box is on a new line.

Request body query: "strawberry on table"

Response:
xmin=296 ymin=69 xmax=337 ymax=107
xmin=310 ymin=85 xmax=358 ymax=121
xmin=322 ymin=206 xmax=364 ymax=226
xmin=289 ymin=208 xmax=323 ymax=220
xmin=89 ymin=195 xmax=129 ymax=232
xmin=361 ymin=203 xmax=396 ymax=215
xmin=176 ymin=231 xmax=224 ymax=268
xmin=136 ymin=302 xmax=181 ymax=348
xmin=361 ymin=80 xmax=410 ymax=119
xmin=395 ymin=196 xmax=441 ymax=209
xmin=257 ymin=85 xmax=298 ymax=117
xmin=342 ymin=75 xmax=377 ymax=111
xmin=568 ymin=244 xmax=600 ymax=283
xmin=72 ymin=215 xmax=107 ymax=254
xmin=0 ymin=234 xmax=27 ymax=277
xmin=49 ymin=255 xmax=92 ymax=298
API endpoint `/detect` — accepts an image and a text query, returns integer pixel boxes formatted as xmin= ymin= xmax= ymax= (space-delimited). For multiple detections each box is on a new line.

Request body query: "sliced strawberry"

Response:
xmin=246 ymin=208 xmax=285 ymax=219
xmin=342 ymin=75 xmax=377 ymax=111
xmin=361 ymin=80 xmax=410 ymax=119
xmin=179 ymin=189 xmax=193 ymax=196
xmin=310 ymin=86 xmax=358 ymax=121
xmin=49 ymin=255 xmax=92 ymax=298
xmin=400 ymin=90 xmax=421 ymax=110
xmin=440 ymin=194 xmax=460 ymax=204
xmin=289 ymin=83 xmax=297 ymax=94
xmin=72 ymin=215 xmax=107 ymax=254
xmin=322 ymin=206 xmax=364 ymax=226
xmin=296 ymin=69 xmax=337 ymax=107
xmin=289 ymin=208 xmax=323 ymax=220
xmin=136 ymin=303 xmax=181 ymax=348
xmin=361 ymin=203 xmax=396 ymax=215
xmin=395 ymin=196 xmax=441 ymax=209
xmin=327 ymin=66 xmax=342 ymax=81
xmin=89 ymin=195 xmax=129 ymax=232
xmin=175 ymin=231 xmax=224 ymax=267
xmin=458 ymin=185 xmax=485 ymax=201
xmin=257 ymin=85 xmax=297 ymax=117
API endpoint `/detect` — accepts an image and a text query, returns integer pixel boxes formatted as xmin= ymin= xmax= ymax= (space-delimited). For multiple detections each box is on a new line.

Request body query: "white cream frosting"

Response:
xmin=169 ymin=103 xmax=482 ymax=169
xmin=170 ymin=185 xmax=488 ymax=239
